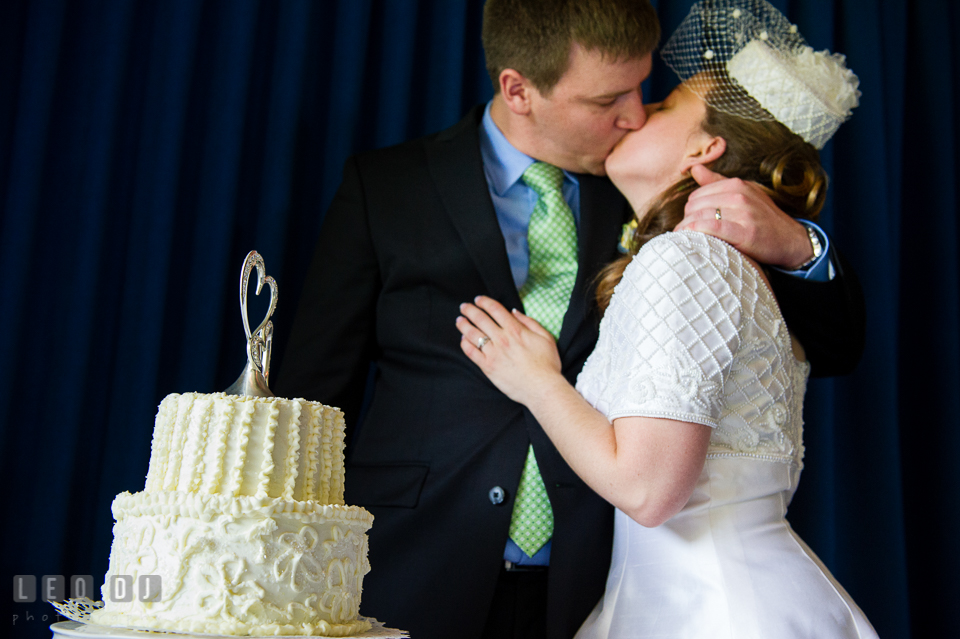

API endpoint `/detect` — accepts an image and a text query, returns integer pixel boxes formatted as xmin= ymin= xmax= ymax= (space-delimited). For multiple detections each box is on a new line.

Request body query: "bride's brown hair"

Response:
xmin=594 ymin=94 xmax=829 ymax=314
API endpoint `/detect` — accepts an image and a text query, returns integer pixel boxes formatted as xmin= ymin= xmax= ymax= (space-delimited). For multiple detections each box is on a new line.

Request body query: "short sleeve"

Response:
xmin=576 ymin=232 xmax=750 ymax=426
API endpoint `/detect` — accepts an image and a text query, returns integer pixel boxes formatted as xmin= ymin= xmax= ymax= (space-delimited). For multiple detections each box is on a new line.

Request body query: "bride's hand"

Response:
xmin=456 ymin=296 xmax=563 ymax=405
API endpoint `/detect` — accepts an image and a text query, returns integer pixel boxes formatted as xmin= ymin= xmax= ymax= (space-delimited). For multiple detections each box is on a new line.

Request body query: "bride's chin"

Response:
xmin=603 ymin=160 xmax=620 ymax=183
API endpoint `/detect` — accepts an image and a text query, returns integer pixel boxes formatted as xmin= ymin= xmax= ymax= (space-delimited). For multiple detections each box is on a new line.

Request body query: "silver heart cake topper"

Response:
xmin=225 ymin=251 xmax=278 ymax=397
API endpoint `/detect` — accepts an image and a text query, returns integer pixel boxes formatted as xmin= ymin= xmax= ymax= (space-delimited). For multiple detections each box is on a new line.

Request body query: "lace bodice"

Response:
xmin=576 ymin=231 xmax=809 ymax=469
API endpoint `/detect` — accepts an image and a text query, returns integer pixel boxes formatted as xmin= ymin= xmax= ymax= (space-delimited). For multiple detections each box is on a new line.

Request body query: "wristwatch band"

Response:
xmin=797 ymin=224 xmax=823 ymax=269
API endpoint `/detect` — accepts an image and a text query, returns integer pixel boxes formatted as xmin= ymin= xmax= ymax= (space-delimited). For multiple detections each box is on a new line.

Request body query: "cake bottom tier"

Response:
xmin=90 ymin=491 xmax=374 ymax=636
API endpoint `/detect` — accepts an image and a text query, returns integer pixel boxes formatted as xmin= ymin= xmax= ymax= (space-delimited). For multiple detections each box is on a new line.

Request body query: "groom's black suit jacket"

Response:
xmin=276 ymin=105 xmax=865 ymax=639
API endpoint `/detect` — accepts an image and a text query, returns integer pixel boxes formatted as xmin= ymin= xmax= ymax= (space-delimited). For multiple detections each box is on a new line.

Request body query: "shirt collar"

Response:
xmin=479 ymin=101 xmax=578 ymax=196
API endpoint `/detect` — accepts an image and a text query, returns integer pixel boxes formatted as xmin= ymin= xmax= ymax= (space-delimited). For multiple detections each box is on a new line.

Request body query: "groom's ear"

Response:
xmin=680 ymin=136 xmax=726 ymax=173
xmin=498 ymin=69 xmax=534 ymax=115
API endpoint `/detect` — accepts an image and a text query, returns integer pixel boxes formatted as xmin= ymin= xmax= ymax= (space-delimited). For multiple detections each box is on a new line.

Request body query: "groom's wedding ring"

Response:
xmin=477 ymin=335 xmax=491 ymax=350
xmin=715 ymin=208 xmax=722 ymax=221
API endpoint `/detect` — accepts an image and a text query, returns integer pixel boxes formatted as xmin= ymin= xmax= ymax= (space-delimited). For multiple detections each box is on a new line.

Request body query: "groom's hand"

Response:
xmin=675 ymin=165 xmax=813 ymax=269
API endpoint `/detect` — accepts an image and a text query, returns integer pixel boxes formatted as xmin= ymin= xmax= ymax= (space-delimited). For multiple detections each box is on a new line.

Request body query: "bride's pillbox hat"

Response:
xmin=660 ymin=0 xmax=860 ymax=149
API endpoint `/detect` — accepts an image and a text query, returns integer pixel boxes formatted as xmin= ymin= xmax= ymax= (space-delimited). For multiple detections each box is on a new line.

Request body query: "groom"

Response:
xmin=276 ymin=1 xmax=865 ymax=638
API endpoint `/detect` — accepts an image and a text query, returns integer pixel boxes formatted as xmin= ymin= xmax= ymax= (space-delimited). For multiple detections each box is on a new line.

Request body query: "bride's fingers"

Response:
xmin=455 ymin=316 xmax=491 ymax=357
xmin=511 ymin=309 xmax=554 ymax=341
xmin=454 ymin=313 xmax=477 ymax=338
xmin=473 ymin=296 xmax=518 ymax=331
xmin=458 ymin=329 xmax=487 ymax=367
xmin=459 ymin=302 xmax=504 ymax=339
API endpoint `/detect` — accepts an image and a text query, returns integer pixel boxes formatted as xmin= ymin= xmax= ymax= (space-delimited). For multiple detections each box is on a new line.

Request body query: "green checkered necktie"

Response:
xmin=508 ymin=161 xmax=578 ymax=558
xmin=518 ymin=161 xmax=579 ymax=338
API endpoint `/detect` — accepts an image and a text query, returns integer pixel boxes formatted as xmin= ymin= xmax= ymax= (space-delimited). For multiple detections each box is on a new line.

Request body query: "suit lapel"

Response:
xmin=426 ymin=106 xmax=524 ymax=311
xmin=556 ymin=173 xmax=630 ymax=352
xmin=425 ymin=107 xmax=629 ymax=345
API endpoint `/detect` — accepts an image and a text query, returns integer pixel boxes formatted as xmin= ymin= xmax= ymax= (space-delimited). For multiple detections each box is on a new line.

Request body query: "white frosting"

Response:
xmin=90 ymin=495 xmax=372 ymax=636
xmin=93 ymin=392 xmax=372 ymax=636
xmin=144 ymin=393 xmax=346 ymax=504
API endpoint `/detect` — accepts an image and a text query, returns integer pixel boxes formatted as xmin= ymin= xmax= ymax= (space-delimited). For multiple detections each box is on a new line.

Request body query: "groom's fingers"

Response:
xmin=677 ymin=194 xmax=747 ymax=231
xmin=678 ymin=176 xmax=765 ymax=245
xmin=675 ymin=214 xmax=747 ymax=245
xmin=689 ymin=164 xmax=725 ymax=186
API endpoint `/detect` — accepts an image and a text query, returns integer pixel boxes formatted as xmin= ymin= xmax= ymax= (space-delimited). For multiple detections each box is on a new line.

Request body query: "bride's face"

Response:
xmin=604 ymin=83 xmax=714 ymax=217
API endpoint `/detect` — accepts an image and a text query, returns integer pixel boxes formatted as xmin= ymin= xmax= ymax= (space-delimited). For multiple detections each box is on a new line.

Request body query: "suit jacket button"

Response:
xmin=489 ymin=486 xmax=506 ymax=505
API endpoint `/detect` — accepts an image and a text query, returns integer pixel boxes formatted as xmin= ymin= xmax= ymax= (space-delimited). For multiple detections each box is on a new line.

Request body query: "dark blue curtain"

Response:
xmin=1 ymin=1 xmax=955 ymax=637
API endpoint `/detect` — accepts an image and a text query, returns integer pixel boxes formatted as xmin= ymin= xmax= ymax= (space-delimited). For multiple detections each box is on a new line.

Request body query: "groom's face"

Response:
xmin=528 ymin=44 xmax=652 ymax=176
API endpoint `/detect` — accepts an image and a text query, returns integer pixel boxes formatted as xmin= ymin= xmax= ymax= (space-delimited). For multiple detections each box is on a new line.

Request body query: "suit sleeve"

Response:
xmin=766 ymin=244 xmax=866 ymax=378
xmin=275 ymin=156 xmax=380 ymax=429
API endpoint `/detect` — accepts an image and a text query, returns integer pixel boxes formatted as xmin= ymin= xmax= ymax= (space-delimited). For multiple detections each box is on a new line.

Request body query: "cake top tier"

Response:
xmin=144 ymin=392 xmax=345 ymax=505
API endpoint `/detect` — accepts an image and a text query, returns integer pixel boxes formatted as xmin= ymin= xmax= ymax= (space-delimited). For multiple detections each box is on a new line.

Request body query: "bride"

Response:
xmin=455 ymin=1 xmax=878 ymax=637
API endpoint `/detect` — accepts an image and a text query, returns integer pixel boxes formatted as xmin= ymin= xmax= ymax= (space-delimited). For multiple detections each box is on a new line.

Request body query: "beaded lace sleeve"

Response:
xmin=575 ymin=231 xmax=756 ymax=426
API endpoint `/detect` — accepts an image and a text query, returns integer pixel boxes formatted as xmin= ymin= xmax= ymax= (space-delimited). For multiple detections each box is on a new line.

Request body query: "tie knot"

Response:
xmin=522 ymin=161 xmax=564 ymax=197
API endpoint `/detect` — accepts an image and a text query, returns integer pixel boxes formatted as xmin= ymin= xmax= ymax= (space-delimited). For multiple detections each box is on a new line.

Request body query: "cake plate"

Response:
xmin=50 ymin=620 xmax=408 ymax=639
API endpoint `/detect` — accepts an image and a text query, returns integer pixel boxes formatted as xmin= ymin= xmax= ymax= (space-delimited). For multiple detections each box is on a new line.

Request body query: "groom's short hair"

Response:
xmin=482 ymin=0 xmax=660 ymax=95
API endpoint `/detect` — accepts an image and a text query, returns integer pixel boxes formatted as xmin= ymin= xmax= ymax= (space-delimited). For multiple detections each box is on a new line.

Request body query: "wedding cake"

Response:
xmin=89 ymin=391 xmax=374 ymax=636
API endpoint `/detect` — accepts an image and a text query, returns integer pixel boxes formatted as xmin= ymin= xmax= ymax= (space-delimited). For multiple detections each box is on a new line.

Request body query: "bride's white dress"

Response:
xmin=574 ymin=231 xmax=877 ymax=639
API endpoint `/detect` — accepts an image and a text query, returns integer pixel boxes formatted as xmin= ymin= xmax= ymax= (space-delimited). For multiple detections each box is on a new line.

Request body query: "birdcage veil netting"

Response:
xmin=659 ymin=0 xmax=860 ymax=149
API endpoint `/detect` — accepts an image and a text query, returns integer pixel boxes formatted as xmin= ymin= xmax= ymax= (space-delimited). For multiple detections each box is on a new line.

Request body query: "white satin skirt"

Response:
xmin=575 ymin=457 xmax=878 ymax=639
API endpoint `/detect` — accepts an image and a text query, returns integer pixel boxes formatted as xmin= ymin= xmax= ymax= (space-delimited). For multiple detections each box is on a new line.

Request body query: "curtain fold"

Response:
xmin=2 ymin=1 xmax=955 ymax=637
xmin=897 ymin=1 xmax=960 ymax=634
